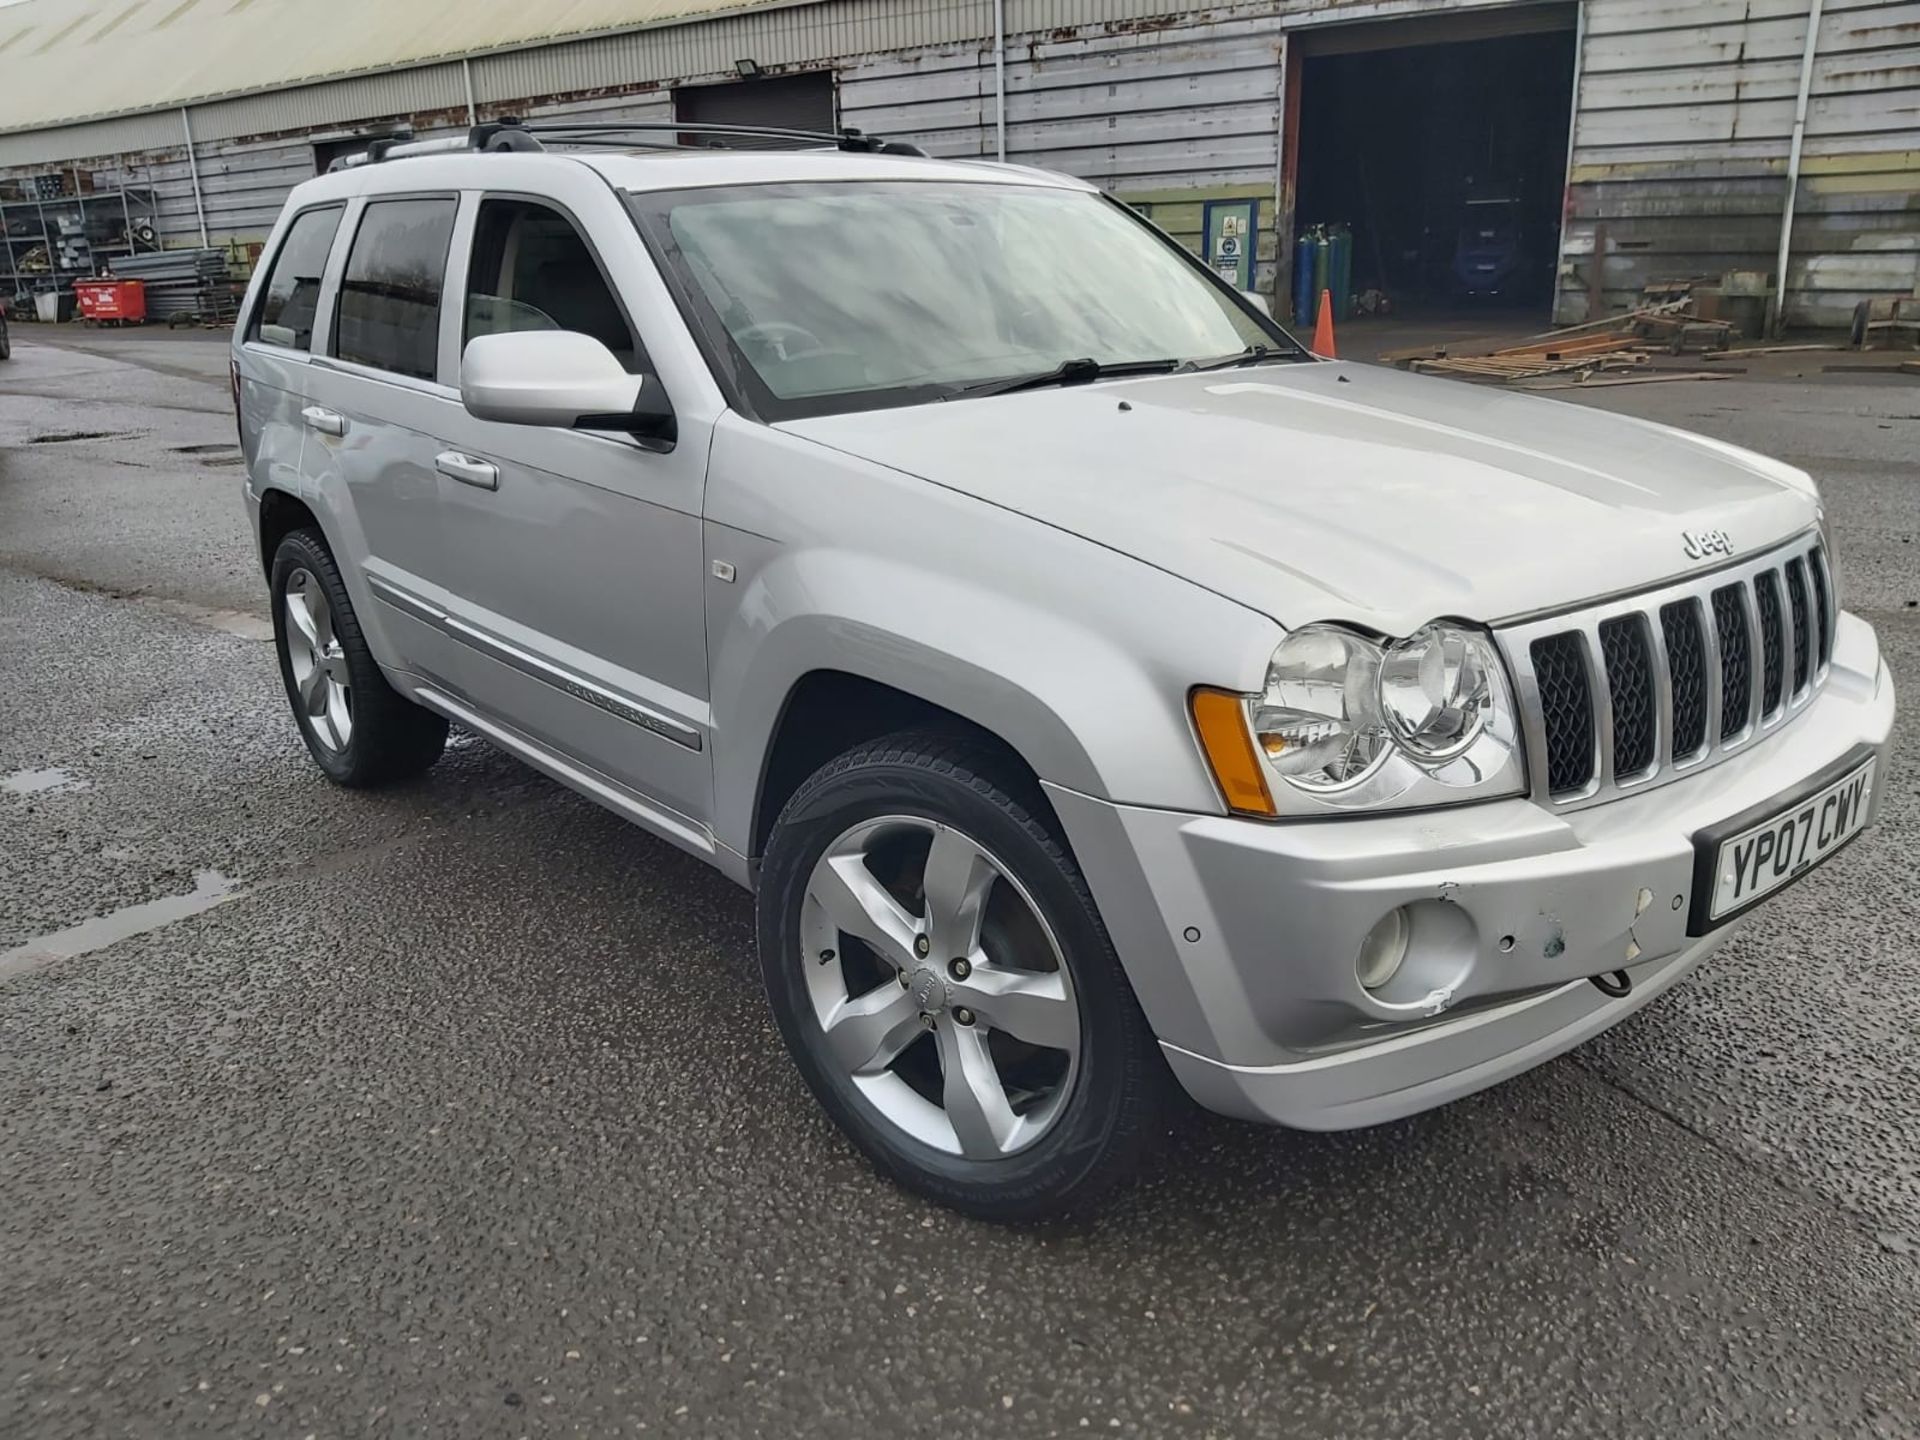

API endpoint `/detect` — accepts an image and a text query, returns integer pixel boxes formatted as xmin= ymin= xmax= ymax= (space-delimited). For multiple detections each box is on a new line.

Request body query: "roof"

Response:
xmin=283 ymin=145 xmax=1083 ymax=206
xmin=0 ymin=0 xmax=772 ymax=134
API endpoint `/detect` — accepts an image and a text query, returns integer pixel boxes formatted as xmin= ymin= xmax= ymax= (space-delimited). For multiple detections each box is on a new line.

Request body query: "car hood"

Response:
xmin=779 ymin=362 xmax=1820 ymax=636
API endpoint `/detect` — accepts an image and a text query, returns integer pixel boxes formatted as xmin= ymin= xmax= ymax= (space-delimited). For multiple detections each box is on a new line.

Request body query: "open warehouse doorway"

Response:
xmin=1283 ymin=6 xmax=1578 ymax=328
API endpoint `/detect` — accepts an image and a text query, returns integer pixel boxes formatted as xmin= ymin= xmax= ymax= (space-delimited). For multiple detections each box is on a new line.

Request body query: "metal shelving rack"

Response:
xmin=2 ymin=167 xmax=163 ymax=314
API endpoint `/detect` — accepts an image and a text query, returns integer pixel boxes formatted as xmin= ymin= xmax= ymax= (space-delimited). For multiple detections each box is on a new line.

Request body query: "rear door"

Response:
xmin=301 ymin=194 xmax=464 ymax=687
xmin=237 ymin=202 xmax=346 ymax=550
xmin=431 ymin=181 xmax=712 ymax=830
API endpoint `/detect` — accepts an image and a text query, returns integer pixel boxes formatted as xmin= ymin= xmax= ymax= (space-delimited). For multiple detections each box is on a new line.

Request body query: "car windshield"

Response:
xmin=630 ymin=180 xmax=1296 ymax=419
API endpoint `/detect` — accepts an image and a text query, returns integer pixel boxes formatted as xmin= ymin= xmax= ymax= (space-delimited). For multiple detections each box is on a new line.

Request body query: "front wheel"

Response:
xmin=756 ymin=734 xmax=1172 ymax=1221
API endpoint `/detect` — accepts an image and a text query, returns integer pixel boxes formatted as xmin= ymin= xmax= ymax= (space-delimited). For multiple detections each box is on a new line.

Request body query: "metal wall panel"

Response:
xmin=1560 ymin=0 xmax=1920 ymax=326
xmin=839 ymin=13 xmax=1283 ymax=284
xmin=3 ymin=0 xmax=1913 ymax=329
xmin=0 ymin=112 xmax=181 ymax=168
xmin=188 ymin=66 xmax=472 ymax=144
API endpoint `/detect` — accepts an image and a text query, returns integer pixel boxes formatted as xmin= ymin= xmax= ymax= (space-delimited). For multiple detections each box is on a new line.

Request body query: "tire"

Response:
xmin=756 ymin=732 xmax=1173 ymax=1221
xmin=269 ymin=527 xmax=447 ymax=787
xmin=0 ymin=312 xmax=11 ymax=362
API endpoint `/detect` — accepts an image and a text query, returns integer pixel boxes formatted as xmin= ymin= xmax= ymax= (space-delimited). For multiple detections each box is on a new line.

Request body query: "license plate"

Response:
xmin=1704 ymin=759 xmax=1874 ymax=925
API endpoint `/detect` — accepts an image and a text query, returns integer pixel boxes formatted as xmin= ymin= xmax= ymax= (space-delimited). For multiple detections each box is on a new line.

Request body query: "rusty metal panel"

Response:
xmin=1559 ymin=0 xmax=1920 ymax=327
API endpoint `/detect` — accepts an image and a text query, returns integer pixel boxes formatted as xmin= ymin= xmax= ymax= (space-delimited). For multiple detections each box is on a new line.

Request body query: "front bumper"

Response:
xmin=1046 ymin=612 xmax=1895 ymax=1129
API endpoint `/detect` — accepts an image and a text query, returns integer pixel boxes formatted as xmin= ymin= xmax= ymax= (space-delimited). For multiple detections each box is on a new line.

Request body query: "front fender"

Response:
xmin=703 ymin=418 xmax=1281 ymax=860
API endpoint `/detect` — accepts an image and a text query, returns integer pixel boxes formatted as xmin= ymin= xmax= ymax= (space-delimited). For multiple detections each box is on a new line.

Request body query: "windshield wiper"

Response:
xmin=1179 ymin=343 xmax=1302 ymax=372
xmin=945 ymin=356 xmax=1183 ymax=399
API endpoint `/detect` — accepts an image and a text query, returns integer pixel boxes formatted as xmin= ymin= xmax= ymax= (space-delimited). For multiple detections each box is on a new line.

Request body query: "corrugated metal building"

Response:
xmin=0 ymin=0 xmax=1915 ymax=327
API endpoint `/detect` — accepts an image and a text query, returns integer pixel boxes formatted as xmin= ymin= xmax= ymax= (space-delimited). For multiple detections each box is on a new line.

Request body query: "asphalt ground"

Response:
xmin=2 ymin=326 xmax=1917 ymax=1438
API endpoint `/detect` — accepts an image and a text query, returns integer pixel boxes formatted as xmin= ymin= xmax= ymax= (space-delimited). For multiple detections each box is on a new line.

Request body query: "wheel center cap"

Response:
xmin=908 ymin=967 xmax=948 ymax=1016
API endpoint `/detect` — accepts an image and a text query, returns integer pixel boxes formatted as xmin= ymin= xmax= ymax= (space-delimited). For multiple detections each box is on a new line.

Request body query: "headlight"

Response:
xmin=1193 ymin=622 xmax=1526 ymax=816
xmin=1378 ymin=624 xmax=1496 ymax=759
xmin=1252 ymin=626 xmax=1389 ymax=787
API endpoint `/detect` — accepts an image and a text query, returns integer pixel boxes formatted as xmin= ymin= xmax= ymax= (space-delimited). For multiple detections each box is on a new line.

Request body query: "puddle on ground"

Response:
xmin=146 ymin=598 xmax=273 ymax=641
xmin=27 ymin=431 xmax=122 ymax=445
xmin=1 ymin=767 xmax=89 ymax=797
xmin=0 ymin=870 xmax=242 ymax=983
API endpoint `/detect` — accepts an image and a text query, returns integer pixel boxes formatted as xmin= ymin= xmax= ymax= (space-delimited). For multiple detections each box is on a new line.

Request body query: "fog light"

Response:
xmin=1356 ymin=908 xmax=1411 ymax=991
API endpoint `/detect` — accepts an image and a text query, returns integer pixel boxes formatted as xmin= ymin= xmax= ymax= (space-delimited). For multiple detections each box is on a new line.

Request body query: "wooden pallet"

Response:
xmin=1409 ymin=351 xmax=1648 ymax=381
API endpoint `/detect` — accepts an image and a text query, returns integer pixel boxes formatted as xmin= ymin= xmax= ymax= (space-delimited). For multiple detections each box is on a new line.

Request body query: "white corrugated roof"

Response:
xmin=0 ymin=0 xmax=764 ymax=133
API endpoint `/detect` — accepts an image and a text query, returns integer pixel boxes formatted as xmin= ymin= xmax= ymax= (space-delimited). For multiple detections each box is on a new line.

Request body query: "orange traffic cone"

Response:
xmin=1311 ymin=287 xmax=1337 ymax=358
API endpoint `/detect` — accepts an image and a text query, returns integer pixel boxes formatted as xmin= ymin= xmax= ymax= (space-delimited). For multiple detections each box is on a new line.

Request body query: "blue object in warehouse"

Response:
xmin=1292 ymin=230 xmax=1317 ymax=325
xmin=1328 ymin=224 xmax=1353 ymax=320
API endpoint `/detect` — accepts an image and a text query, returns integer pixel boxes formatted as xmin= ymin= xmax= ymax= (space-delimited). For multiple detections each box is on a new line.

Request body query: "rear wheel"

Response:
xmin=756 ymin=733 xmax=1172 ymax=1221
xmin=0 ymin=310 xmax=11 ymax=361
xmin=270 ymin=528 xmax=447 ymax=786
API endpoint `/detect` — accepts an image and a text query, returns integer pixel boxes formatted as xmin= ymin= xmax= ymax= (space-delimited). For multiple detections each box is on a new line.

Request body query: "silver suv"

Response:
xmin=235 ymin=122 xmax=1895 ymax=1220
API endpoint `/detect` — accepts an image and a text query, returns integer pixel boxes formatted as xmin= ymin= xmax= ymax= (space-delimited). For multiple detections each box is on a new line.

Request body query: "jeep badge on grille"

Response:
xmin=1683 ymin=528 xmax=1734 ymax=561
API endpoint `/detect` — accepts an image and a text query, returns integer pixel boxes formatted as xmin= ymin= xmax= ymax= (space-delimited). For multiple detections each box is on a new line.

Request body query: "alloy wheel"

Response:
xmin=799 ymin=815 xmax=1081 ymax=1159
xmin=283 ymin=567 xmax=353 ymax=752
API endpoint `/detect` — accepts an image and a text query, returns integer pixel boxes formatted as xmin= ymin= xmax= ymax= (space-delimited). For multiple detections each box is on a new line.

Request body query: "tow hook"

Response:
xmin=1590 ymin=970 xmax=1633 ymax=999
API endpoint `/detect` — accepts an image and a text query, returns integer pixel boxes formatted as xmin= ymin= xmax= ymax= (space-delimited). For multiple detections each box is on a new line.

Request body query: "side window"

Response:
xmin=464 ymin=198 xmax=645 ymax=374
xmin=248 ymin=205 xmax=343 ymax=353
xmin=333 ymin=197 xmax=457 ymax=381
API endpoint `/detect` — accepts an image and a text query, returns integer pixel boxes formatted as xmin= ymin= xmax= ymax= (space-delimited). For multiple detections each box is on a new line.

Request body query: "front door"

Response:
xmin=431 ymin=189 xmax=712 ymax=829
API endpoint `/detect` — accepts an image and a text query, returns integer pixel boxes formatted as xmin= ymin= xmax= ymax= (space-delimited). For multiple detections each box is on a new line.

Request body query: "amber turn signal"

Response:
xmin=1190 ymin=688 xmax=1276 ymax=817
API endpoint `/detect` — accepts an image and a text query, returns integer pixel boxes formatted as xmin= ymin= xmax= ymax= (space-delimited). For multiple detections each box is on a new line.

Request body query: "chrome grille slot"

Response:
xmin=1529 ymin=632 xmax=1595 ymax=796
xmin=1756 ymin=570 xmax=1785 ymax=718
xmin=1502 ymin=535 xmax=1833 ymax=810
xmin=1784 ymin=557 xmax=1812 ymax=696
xmin=1807 ymin=546 xmax=1834 ymax=668
xmin=1660 ymin=598 xmax=1709 ymax=761
xmin=1710 ymin=584 xmax=1751 ymax=741
xmin=1599 ymin=614 xmax=1657 ymax=779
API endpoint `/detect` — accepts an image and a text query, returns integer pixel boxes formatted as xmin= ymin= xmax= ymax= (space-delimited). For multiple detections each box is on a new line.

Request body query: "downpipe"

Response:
xmin=993 ymin=0 xmax=1007 ymax=162
xmin=1771 ymin=0 xmax=1826 ymax=337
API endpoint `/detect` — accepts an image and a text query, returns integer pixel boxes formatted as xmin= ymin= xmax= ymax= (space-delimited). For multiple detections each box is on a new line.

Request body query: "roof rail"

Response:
xmin=328 ymin=117 xmax=930 ymax=170
xmin=468 ymin=118 xmax=929 ymax=158
xmin=329 ymin=133 xmax=477 ymax=170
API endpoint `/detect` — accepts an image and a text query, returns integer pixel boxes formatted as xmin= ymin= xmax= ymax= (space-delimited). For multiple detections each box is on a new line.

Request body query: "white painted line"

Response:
xmin=0 ymin=870 xmax=242 ymax=983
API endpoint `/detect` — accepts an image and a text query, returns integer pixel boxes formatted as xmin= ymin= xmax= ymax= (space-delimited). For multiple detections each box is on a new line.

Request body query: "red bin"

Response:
xmin=73 ymin=278 xmax=147 ymax=324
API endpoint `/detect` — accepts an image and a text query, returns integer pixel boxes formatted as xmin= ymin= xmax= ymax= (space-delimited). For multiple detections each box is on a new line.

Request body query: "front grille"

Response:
xmin=1807 ymin=549 xmax=1833 ymax=666
xmin=1711 ymin=585 xmax=1751 ymax=738
xmin=1506 ymin=536 xmax=1834 ymax=805
xmin=1529 ymin=632 xmax=1595 ymax=794
xmin=1661 ymin=599 xmax=1709 ymax=759
xmin=1599 ymin=615 xmax=1656 ymax=776
xmin=1757 ymin=570 xmax=1785 ymax=715
xmin=1785 ymin=557 xmax=1812 ymax=694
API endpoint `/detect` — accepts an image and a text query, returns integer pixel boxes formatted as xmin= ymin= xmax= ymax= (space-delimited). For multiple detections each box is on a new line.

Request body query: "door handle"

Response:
xmin=300 ymin=406 xmax=347 ymax=437
xmin=435 ymin=451 xmax=499 ymax=491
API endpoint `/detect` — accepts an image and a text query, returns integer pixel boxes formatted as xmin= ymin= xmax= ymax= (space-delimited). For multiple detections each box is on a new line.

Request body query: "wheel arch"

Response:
xmin=257 ymin=484 xmax=323 ymax=577
xmin=748 ymin=670 xmax=1057 ymax=861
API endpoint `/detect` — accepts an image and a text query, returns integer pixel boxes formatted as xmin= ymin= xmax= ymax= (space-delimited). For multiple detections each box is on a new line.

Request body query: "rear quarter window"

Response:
xmin=332 ymin=198 xmax=457 ymax=382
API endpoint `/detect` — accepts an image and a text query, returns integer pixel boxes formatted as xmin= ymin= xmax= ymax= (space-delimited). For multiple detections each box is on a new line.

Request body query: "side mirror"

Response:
xmin=1240 ymin=290 xmax=1272 ymax=319
xmin=461 ymin=330 xmax=656 ymax=431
